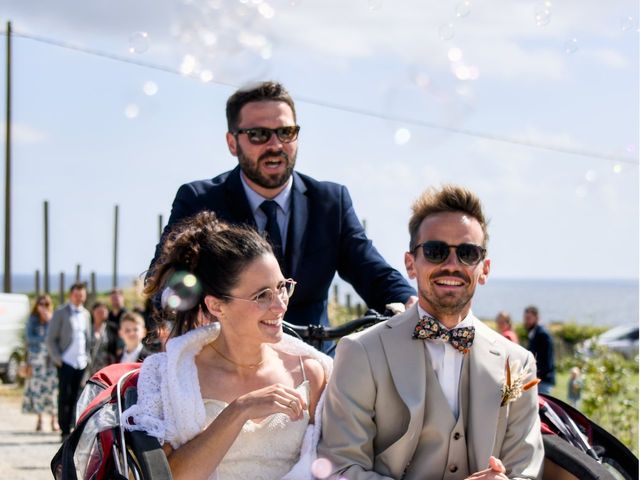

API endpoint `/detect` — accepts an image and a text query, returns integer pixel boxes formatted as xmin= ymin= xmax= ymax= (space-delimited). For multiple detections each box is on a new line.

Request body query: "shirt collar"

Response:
xmin=239 ymin=172 xmax=293 ymax=215
xmin=416 ymin=305 xmax=475 ymax=329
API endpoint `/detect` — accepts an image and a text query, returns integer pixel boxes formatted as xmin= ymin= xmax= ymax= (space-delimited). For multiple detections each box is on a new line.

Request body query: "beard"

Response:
xmin=237 ymin=144 xmax=296 ymax=190
xmin=420 ymin=271 xmax=476 ymax=316
xmin=423 ymin=288 xmax=475 ymax=316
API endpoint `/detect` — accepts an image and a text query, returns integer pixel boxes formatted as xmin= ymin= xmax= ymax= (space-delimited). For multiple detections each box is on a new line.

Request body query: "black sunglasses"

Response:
xmin=413 ymin=240 xmax=486 ymax=266
xmin=234 ymin=126 xmax=300 ymax=145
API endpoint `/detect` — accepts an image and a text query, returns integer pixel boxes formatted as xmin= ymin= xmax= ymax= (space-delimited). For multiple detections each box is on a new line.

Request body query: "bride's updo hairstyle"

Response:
xmin=145 ymin=211 xmax=273 ymax=337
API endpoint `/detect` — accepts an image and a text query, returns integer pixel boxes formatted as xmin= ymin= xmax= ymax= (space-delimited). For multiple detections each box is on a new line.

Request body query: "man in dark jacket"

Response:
xmin=524 ymin=304 xmax=555 ymax=394
xmin=151 ymin=81 xmax=417 ymax=326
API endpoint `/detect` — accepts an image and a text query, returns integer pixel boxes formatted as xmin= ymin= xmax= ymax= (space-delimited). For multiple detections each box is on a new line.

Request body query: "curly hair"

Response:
xmin=145 ymin=211 xmax=273 ymax=337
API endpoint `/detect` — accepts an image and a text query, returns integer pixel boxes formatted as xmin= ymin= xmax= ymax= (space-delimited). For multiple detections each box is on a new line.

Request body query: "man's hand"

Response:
xmin=465 ymin=456 xmax=509 ymax=480
xmin=404 ymin=295 xmax=418 ymax=309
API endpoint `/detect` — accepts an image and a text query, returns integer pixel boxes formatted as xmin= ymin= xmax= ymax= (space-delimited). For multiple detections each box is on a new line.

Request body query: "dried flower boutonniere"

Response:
xmin=500 ymin=357 xmax=540 ymax=407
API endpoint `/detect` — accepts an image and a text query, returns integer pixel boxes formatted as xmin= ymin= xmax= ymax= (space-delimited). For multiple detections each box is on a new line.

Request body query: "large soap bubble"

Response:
xmin=161 ymin=271 xmax=203 ymax=311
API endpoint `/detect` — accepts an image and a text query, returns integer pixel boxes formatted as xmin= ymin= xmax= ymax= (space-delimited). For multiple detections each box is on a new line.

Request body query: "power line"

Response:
xmin=3 ymin=29 xmax=638 ymax=166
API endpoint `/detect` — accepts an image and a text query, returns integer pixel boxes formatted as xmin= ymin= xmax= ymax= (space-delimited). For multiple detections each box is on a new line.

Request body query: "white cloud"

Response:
xmin=586 ymin=48 xmax=630 ymax=69
xmin=0 ymin=123 xmax=48 ymax=144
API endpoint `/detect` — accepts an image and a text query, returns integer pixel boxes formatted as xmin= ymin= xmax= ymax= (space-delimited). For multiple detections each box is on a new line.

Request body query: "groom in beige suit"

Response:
xmin=319 ymin=185 xmax=544 ymax=480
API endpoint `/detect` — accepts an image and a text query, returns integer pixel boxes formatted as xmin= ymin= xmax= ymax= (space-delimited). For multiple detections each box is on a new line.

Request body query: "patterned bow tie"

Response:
xmin=413 ymin=316 xmax=475 ymax=354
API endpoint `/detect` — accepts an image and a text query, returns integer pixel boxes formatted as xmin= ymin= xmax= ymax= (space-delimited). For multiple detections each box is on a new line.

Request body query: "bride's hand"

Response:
xmin=231 ymin=384 xmax=307 ymax=422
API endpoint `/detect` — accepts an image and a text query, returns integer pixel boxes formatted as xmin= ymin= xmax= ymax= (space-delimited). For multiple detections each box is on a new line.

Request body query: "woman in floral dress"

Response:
xmin=22 ymin=294 xmax=59 ymax=431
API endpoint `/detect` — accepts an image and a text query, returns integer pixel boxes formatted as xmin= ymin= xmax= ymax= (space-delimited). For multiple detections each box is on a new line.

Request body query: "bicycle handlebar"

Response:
xmin=283 ymin=310 xmax=389 ymax=350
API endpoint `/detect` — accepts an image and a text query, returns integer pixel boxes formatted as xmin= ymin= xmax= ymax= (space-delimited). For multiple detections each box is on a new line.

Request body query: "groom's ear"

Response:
xmin=478 ymin=258 xmax=490 ymax=285
xmin=405 ymin=251 xmax=417 ymax=279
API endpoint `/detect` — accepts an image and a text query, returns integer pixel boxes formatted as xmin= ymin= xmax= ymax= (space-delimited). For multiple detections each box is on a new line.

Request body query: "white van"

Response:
xmin=0 ymin=293 xmax=30 ymax=383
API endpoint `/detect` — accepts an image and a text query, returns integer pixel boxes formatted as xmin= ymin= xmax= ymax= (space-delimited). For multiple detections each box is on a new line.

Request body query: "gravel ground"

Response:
xmin=0 ymin=384 xmax=60 ymax=480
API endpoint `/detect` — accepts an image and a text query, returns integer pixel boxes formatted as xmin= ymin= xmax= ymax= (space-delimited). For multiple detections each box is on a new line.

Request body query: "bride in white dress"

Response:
xmin=123 ymin=211 xmax=331 ymax=480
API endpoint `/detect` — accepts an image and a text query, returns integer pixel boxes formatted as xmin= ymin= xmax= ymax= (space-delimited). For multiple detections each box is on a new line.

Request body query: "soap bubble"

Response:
xmin=413 ymin=71 xmax=431 ymax=89
xmin=454 ymin=65 xmax=470 ymax=80
xmin=394 ymin=128 xmax=411 ymax=145
xmin=564 ymin=38 xmax=578 ymax=54
xmin=368 ymin=0 xmax=383 ymax=11
xmin=438 ymin=23 xmax=455 ymax=41
xmin=585 ymin=170 xmax=597 ymax=183
xmin=534 ymin=4 xmax=551 ymax=27
xmin=180 ymin=54 xmax=198 ymax=75
xmin=258 ymin=3 xmax=275 ymax=18
xmin=128 ymin=31 xmax=150 ymax=54
xmin=456 ymin=1 xmax=471 ymax=18
xmin=200 ymin=70 xmax=214 ymax=82
xmin=612 ymin=163 xmax=622 ymax=174
xmin=620 ymin=16 xmax=637 ymax=32
xmin=311 ymin=458 xmax=333 ymax=479
xmin=143 ymin=81 xmax=159 ymax=96
xmin=448 ymin=47 xmax=463 ymax=62
xmin=161 ymin=271 xmax=202 ymax=311
xmin=124 ymin=104 xmax=139 ymax=119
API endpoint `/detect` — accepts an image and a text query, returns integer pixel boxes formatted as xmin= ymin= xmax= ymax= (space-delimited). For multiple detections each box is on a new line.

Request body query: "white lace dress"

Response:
xmin=205 ymin=377 xmax=310 ymax=479
xmin=122 ymin=323 xmax=332 ymax=480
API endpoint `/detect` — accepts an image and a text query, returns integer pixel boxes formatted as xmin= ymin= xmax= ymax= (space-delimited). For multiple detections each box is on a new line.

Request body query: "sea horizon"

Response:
xmin=2 ymin=274 xmax=638 ymax=327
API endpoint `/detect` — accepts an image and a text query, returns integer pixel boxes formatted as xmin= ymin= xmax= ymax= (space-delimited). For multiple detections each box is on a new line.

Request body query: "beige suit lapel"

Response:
xmin=467 ymin=319 xmax=506 ymax=471
xmin=378 ymin=305 xmax=427 ymax=473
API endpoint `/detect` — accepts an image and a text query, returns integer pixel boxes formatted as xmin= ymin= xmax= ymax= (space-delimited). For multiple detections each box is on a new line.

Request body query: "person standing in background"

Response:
xmin=523 ymin=305 xmax=555 ymax=395
xmin=89 ymin=302 xmax=114 ymax=375
xmin=107 ymin=288 xmax=127 ymax=360
xmin=22 ymin=294 xmax=59 ymax=432
xmin=495 ymin=311 xmax=519 ymax=344
xmin=567 ymin=366 xmax=583 ymax=408
xmin=45 ymin=283 xmax=92 ymax=441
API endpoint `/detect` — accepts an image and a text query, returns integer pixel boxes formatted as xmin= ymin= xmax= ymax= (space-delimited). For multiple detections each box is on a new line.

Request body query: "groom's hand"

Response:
xmin=465 ymin=456 xmax=509 ymax=479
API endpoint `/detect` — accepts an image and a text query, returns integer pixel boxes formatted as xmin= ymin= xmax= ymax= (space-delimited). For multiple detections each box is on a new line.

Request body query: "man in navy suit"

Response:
xmin=524 ymin=305 xmax=555 ymax=394
xmin=152 ymin=81 xmax=416 ymax=326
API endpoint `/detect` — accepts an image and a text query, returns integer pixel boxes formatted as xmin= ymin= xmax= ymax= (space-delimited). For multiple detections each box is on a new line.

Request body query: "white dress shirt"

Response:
xmin=61 ymin=305 xmax=88 ymax=370
xmin=120 ymin=343 xmax=144 ymax=363
xmin=417 ymin=305 xmax=475 ymax=419
xmin=240 ymin=173 xmax=293 ymax=252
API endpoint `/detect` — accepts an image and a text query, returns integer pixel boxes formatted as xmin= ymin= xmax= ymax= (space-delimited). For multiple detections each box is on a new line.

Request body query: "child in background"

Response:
xmin=117 ymin=312 xmax=151 ymax=363
xmin=567 ymin=366 xmax=583 ymax=408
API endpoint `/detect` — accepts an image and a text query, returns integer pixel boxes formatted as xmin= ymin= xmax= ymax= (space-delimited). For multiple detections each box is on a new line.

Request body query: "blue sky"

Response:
xmin=0 ymin=0 xmax=638 ymax=283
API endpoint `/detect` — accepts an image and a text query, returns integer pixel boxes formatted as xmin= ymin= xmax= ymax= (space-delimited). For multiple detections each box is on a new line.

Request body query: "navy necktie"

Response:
xmin=260 ymin=200 xmax=284 ymax=264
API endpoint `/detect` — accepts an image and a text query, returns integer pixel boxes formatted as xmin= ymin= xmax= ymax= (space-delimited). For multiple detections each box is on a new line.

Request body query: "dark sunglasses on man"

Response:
xmin=413 ymin=240 xmax=486 ymax=266
xmin=234 ymin=126 xmax=300 ymax=145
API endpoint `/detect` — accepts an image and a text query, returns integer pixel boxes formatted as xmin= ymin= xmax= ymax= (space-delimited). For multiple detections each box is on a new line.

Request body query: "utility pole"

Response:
xmin=4 ymin=21 xmax=12 ymax=292
xmin=112 ymin=204 xmax=119 ymax=288
xmin=44 ymin=200 xmax=49 ymax=293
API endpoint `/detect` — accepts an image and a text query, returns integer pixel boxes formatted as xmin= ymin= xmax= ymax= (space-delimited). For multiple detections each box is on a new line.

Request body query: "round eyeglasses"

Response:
xmin=223 ymin=279 xmax=297 ymax=310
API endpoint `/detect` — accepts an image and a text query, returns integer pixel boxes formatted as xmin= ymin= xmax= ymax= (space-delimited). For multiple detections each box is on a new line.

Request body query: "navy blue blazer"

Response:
xmin=152 ymin=166 xmax=416 ymax=326
xmin=528 ymin=324 xmax=556 ymax=385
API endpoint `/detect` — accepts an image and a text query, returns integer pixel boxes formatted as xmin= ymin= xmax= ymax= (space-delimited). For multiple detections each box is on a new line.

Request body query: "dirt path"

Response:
xmin=0 ymin=384 xmax=60 ymax=480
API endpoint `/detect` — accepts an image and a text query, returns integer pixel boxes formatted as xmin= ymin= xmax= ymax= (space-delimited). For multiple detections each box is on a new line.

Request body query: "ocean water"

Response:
xmin=331 ymin=277 xmax=639 ymax=327
xmin=6 ymin=274 xmax=638 ymax=327
xmin=1 ymin=273 xmax=144 ymax=295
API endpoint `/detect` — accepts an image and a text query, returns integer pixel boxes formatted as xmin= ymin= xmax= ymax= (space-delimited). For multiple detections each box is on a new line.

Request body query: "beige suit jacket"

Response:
xmin=318 ymin=305 xmax=544 ymax=480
